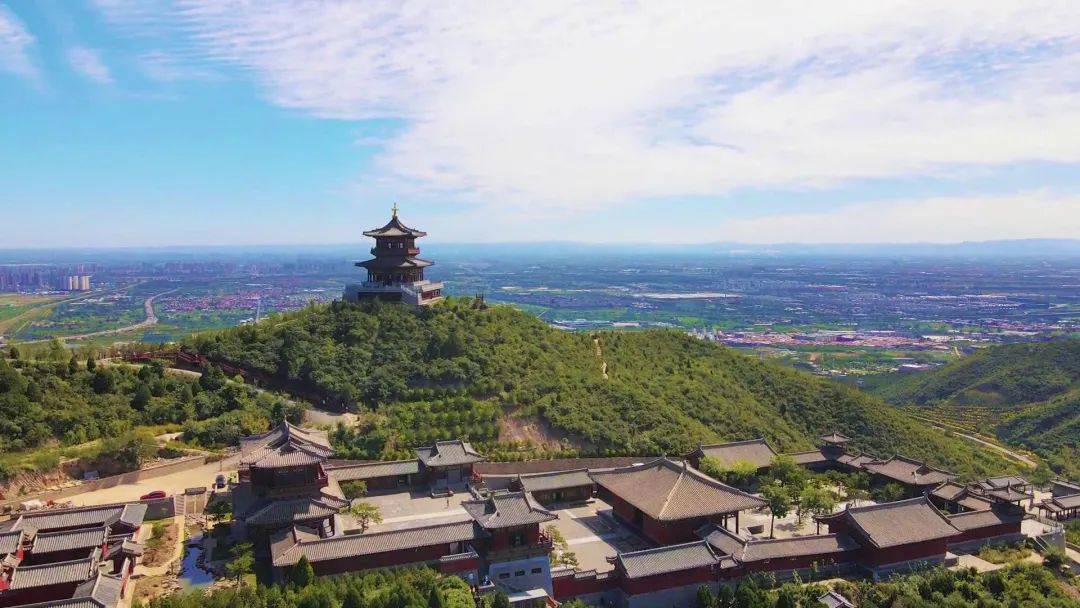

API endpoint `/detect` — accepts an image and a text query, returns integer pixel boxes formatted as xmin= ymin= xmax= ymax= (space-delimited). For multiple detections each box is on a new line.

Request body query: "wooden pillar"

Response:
xmin=735 ymin=511 xmax=740 ymax=533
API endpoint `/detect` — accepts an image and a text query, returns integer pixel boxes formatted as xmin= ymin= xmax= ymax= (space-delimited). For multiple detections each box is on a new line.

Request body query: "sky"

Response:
xmin=1 ymin=1 xmax=1079 ymax=248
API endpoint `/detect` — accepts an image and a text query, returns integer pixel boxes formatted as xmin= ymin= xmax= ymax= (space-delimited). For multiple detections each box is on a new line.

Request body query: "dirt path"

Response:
xmin=909 ymin=413 xmax=1037 ymax=468
xmin=594 ymin=337 xmax=608 ymax=379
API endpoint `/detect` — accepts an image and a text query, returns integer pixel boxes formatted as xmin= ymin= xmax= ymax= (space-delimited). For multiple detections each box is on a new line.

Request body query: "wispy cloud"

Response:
xmin=162 ymin=0 xmax=1080 ymax=213
xmin=137 ymin=50 xmax=218 ymax=82
xmin=67 ymin=46 xmax=114 ymax=84
xmin=0 ymin=6 xmax=37 ymax=78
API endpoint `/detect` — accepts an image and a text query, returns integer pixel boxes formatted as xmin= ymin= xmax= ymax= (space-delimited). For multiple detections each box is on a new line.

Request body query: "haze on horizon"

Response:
xmin=2 ymin=1 xmax=1079 ymax=249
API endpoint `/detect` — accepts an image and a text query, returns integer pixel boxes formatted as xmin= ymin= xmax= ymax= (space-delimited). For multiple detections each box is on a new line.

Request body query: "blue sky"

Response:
xmin=1 ymin=1 xmax=1078 ymax=248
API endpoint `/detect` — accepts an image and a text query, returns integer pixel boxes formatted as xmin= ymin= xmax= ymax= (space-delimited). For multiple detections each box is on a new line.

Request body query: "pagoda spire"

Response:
xmin=391 ymin=202 xmax=399 ymax=217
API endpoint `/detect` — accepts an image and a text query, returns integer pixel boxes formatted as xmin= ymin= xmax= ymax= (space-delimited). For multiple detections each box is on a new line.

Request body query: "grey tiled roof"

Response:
xmin=71 ymin=572 xmax=124 ymax=608
xmin=249 ymin=448 xmax=324 ymax=468
xmin=0 ymin=530 xmax=24 ymax=555
xmin=699 ymin=524 xmax=858 ymax=562
xmin=1042 ymin=494 xmax=1080 ymax=511
xmin=931 ymin=482 xmax=968 ymax=501
xmin=740 ymin=534 xmax=859 ymax=562
xmin=416 ymin=440 xmax=485 ymax=467
xmin=976 ymin=476 xmax=1030 ymax=491
xmin=589 ymin=458 xmax=765 ymax=520
xmin=618 ymin=541 xmax=718 ymax=579
xmin=959 ymin=495 xmax=994 ymax=511
xmin=8 ymin=552 xmax=98 ymax=590
xmin=692 ymin=439 xmax=777 ymax=469
xmin=327 ymin=460 xmax=420 ymax=482
xmin=698 ymin=524 xmax=748 ymax=557
xmin=9 ymin=504 xmax=146 ymax=534
xmin=244 ymin=495 xmax=349 ymax=526
xmin=788 ymin=450 xmax=830 ymax=466
xmin=31 ymin=527 xmax=108 ymax=555
xmin=273 ymin=519 xmax=476 ymax=566
xmin=823 ymin=497 xmax=959 ymax=548
xmin=819 ymin=590 xmax=855 ymax=608
xmin=462 ymin=492 xmax=557 ymax=529
xmin=948 ymin=509 xmax=1024 ymax=531
xmin=517 ymin=469 xmax=594 ymax=493
xmin=861 ymin=456 xmax=955 ymax=487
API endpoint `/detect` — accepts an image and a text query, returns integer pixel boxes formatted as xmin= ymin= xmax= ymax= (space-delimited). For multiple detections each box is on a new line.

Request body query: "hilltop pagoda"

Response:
xmin=342 ymin=206 xmax=443 ymax=306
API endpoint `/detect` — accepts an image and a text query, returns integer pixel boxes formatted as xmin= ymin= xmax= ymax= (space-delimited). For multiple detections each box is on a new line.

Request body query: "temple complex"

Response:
xmin=342 ymin=206 xmax=444 ymax=306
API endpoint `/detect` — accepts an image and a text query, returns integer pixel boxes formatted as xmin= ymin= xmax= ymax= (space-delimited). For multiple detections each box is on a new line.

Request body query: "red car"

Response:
xmin=140 ymin=490 xmax=167 ymax=500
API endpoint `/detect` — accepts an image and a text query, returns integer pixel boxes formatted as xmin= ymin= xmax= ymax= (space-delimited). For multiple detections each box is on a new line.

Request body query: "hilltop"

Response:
xmin=871 ymin=340 xmax=1080 ymax=478
xmin=187 ymin=299 xmax=1014 ymax=478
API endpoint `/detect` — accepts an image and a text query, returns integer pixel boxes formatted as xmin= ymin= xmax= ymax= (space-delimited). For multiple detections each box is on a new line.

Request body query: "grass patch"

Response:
xmin=978 ymin=542 xmax=1033 ymax=565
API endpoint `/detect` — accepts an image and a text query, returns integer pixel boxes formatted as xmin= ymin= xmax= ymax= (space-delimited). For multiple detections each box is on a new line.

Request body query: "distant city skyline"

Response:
xmin=2 ymin=2 xmax=1079 ymax=247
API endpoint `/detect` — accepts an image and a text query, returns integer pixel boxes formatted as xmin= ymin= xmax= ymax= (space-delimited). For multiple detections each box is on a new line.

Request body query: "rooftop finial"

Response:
xmin=391 ymin=202 xmax=399 ymax=217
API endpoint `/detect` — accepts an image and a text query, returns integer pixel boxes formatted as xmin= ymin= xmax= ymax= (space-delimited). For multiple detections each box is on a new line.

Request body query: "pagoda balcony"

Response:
xmin=371 ymin=247 xmax=420 ymax=256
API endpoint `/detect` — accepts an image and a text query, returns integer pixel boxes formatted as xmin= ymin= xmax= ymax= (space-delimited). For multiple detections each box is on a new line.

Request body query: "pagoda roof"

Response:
xmin=820 ymin=431 xmax=852 ymax=445
xmin=240 ymin=422 xmax=333 ymax=467
xmin=589 ymin=458 xmax=765 ymax=520
xmin=363 ymin=213 xmax=427 ymax=238
xmin=357 ymin=257 xmax=434 ymax=270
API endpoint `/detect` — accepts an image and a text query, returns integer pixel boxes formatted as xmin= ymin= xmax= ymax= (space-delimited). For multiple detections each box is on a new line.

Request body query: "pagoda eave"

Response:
xmin=357 ymin=257 xmax=434 ymax=270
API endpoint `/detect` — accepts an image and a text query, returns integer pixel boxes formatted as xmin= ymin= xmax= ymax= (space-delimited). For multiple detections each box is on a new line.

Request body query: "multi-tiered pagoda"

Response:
xmin=342 ymin=206 xmax=444 ymax=306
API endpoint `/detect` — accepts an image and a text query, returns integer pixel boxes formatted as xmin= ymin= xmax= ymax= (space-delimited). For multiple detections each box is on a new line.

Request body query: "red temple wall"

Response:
xmin=487 ymin=525 xmax=541 ymax=551
xmin=951 ymin=521 xmax=1022 ymax=544
xmin=552 ymin=571 xmax=617 ymax=600
xmin=862 ymin=539 xmax=949 ymax=567
xmin=618 ymin=566 xmax=716 ymax=595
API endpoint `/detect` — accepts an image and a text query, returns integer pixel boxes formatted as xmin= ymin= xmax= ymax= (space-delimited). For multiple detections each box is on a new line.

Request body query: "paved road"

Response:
xmin=910 ymin=414 xmax=1036 ymax=468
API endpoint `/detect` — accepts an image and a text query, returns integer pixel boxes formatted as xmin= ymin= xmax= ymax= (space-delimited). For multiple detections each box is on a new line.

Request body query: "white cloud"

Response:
xmin=162 ymin=1 xmax=1080 ymax=211
xmin=0 ymin=6 xmax=37 ymax=78
xmin=714 ymin=192 xmax=1080 ymax=244
xmin=67 ymin=46 xmax=114 ymax=84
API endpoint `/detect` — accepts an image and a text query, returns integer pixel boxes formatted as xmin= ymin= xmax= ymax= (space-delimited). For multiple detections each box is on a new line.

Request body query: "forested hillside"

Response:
xmin=871 ymin=340 xmax=1080 ymax=479
xmin=0 ymin=355 xmax=301 ymax=480
xmin=188 ymin=299 xmax=1013 ymax=478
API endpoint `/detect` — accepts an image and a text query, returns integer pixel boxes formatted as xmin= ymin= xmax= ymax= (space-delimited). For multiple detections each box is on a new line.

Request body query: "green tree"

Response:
xmin=290 ymin=555 xmax=315 ymax=588
xmin=800 ymin=485 xmax=837 ymax=532
xmin=131 ymin=383 xmax=152 ymax=409
xmin=85 ymin=355 xmax=96 ymax=371
xmin=342 ymin=588 xmax=363 ymax=608
xmin=768 ymin=454 xmax=806 ymax=489
xmin=490 ymin=591 xmax=511 ymax=608
xmin=696 ymin=585 xmax=716 ymax=608
xmin=1030 ymin=461 xmax=1053 ymax=487
xmin=68 ymin=354 xmax=79 ymax=376
xmin=346 ymin=501 xmax=383 ymax=532
xmin=206 ymin=499 xmax=232 ymax=525
xmin=428 ymin=586 xmax=446 ymax=608
xmin=225 ymin=542 xmax=253 ymax=584
xmin=761 ymin=482 xmax=792 ymax=538
xmin=8 ymin=346 xmax=19 ymax=360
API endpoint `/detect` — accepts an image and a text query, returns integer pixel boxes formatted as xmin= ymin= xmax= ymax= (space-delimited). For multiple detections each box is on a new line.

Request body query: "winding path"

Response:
xmin=909 ymin=413 xmax=1037 ymax=468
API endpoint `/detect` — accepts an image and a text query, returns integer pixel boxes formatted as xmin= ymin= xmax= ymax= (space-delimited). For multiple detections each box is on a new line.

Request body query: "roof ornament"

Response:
xmin=391 ymin=202 xmax=399 ymax=217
